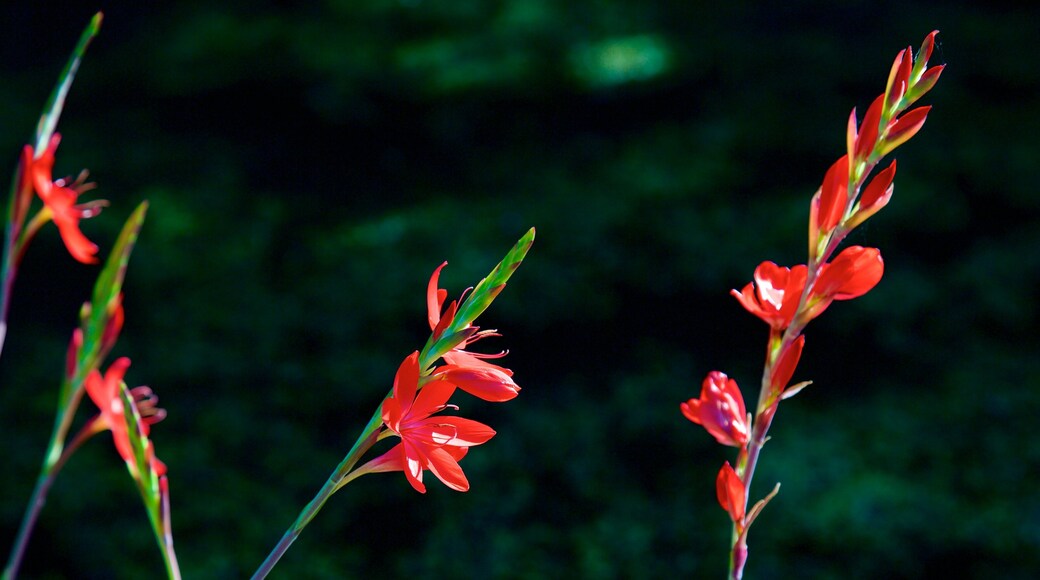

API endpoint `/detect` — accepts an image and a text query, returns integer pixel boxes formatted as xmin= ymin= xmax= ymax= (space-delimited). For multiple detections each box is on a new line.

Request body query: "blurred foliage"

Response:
xmin=1 ymin=0 xmax=1038 ymax=578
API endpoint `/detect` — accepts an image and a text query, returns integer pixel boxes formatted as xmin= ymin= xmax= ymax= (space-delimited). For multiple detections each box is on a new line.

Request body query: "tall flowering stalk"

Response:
xmin=0 ymin=13 xmax=105 ymax=361
xmin=681 ymin=32 xmax=944 ymax=578
xmin=4 ymin=203 xmax=179 ymax=579
xmin=253 ymin=228 xmax=535 ymax=578
xmin=0 ymin=19 xmax=180 ymax=577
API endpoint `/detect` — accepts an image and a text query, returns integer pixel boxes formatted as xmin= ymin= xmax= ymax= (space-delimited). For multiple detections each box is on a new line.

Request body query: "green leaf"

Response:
xmin=33 ymin=12 xmax=103 ymax=155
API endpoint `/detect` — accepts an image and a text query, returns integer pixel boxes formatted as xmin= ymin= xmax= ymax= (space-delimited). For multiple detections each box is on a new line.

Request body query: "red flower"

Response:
xmin=802 ymin=246 xmax=884 ymax=322
xmin=731 ymin=262 xmax=807 ymax=331
xmin=377 ymin=352 xmax=496 ymax=493
xmin=84 ymin=357 xmax=167 ymax=476
xmin=427 ymin=262 xmax=520 ymax=401
xmin=681 ymin=371 xmax=749 ymax=448
xmin=27 ymin=134 xmax=106 ymax=264
xmin=716 ymin=462 xmax=746 ymax=527
xmin=435 ymin=364 xmax=519 ymax=402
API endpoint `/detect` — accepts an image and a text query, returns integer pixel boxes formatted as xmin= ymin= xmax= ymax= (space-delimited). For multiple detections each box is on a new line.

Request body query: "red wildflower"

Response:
xmin=427 ymin=262 xmax=520 ymax=401
xmin=681 ymin=371 xmax=749 ymax=448
xmin=802 ymin=246 xmax=884 ymax=322
xmin=731 ymin=262 xmax=807 ymax=331
xmin=716 ymin=462 xmax=746 ymax=527
xmin=84 ymin=357 xmax=167 ymax=475
xmin=377 ymin=352 xmax=496 ymax=493
xmin=27 ymin=134 xmax=106 ymax=264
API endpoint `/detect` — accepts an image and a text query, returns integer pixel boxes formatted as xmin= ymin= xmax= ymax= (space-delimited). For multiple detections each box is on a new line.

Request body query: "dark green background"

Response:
xmin=2 ymin=1 xmax=1037 ymax=578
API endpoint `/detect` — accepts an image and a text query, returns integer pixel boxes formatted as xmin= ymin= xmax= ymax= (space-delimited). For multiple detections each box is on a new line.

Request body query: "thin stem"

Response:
xmin=252 ymin=413 xmax=383 ymax=579
xmin=2 ymin=471 xmax=54 ymax=580
xmin=3 ymin=381 xmax=85 ymax=578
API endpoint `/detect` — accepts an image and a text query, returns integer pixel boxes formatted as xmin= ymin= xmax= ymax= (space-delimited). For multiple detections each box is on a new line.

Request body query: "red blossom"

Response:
xmin=376 ymin=352 xmax=496 ymax=493
xmin=802 ymin=246 xmax=884 ymax=322
xmin=84 ymin=357 xmax=166 ymax=475
xmin=427 ymin=262 xmax=520 ymax=401
xmin=731 ymin=262 xmax=807 ymax=331
xmin=681 ymin=371 xmax=749 ymax=448
xmin=27 ymin=134 xmax=106 ymax=264
xmin=716 ymin=462 xmax=746 ymax=527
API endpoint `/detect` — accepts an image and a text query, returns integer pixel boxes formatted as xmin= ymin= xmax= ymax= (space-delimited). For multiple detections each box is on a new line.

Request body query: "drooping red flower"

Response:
xmin=377 ymin=352 xmax=496 ymax=493
xmin=716 ymin=461 xmax=746 ymax=527
xmin=84 ymin=357 xmax=167 ymax=475
xmin=27 ymin=134 xmax=106 ymax=264
xmin=427 ymin=262 xmax=520 ymax=401
xmin=731 ymin=262 xmax=808 ymax=331
xmin=681 ymin=371 xmax=749 ymax=448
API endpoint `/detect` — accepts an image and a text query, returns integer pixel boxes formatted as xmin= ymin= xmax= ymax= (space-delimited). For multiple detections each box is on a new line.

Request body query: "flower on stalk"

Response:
xmin=717 ymin=462 xmax=746 ymax=528
xmin=846 ymin=160 xmax=896 ymax=230
xmin=26 ymin=133 xmax=107 ymax=264
xmin=801 ymin=245 xmax=884 ymax=323
xmin=731 ymin=262 xmax=807 ymax=331
xmin=370 ymin=352 xmax=496 ymax=493
xmin=85 ymin=357 xmax=166 ymax=476
xmin=770 ymin=335 xmax=805 ymax=397
xmin=427 ymin=262 xmax=520 ymax=401
xmin=681 ymin=371 xmax=749 ymax=448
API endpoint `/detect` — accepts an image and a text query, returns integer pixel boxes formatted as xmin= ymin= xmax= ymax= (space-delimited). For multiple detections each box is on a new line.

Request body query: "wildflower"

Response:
xmin=801 ymin=246 xmax=883 ymax=323
xmin=427 ymin=262 xmax=520 ymax=401
xmin=27 ymin=134 xmax=106 ymax=263
xmin=681 ymin=371 xmax=749 ymax=448
xmin=85 ymin=357 xmax=166 ymax=475
xmin=731 ymin=262 xmax=807 ymax=331
xmin=377 ymin=352 xmax=496 ymax=493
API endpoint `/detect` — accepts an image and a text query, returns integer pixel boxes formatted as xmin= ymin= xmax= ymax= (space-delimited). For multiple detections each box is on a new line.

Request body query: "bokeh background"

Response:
xmin=2 ymin=1 xmax=1038 ymax=578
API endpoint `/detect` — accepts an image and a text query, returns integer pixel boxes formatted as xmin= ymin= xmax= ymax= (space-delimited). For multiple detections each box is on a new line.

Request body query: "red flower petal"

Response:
xmin=427 ymin=262 xmax=449 ymax=330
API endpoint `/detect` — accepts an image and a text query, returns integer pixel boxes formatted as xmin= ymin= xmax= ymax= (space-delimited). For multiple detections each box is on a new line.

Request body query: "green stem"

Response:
xmin=252 ymin=411 xmax=383 ymax=579
xmin=2 ymin=392 xmax=89 ymax=579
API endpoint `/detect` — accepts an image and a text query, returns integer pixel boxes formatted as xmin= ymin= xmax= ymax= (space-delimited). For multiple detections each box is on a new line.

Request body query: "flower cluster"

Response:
xmin=680 ymin=31 xmax=943 ymax=577
xmin=357 ymin=264 xmax=522 ymax=493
